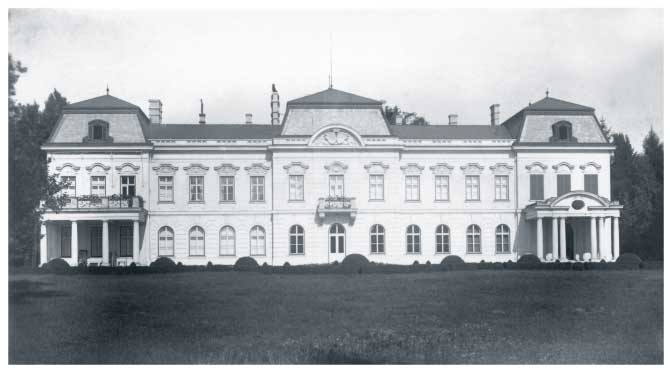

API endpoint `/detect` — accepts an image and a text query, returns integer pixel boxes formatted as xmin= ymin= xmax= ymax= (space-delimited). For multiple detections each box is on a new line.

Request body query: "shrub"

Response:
xmin=283 ymin=262 xmax=291 ymax=267
xmin=572 ymin=262 xmax=585 ymax=271
xmin=425 ymin=260 xmax=431 ymax=265
xmin=493 ymin=262 xmax=504 ymax=270
xmin=206 ymin=261 xmax=213 ymax=269
xmin=441 ymin=255 xmax=465 ymax=264
xmin=518 ymin=254 xmax=541 ymax=264
xmin=332 ymin=260 xmax=339 ymax=265
xmin=616 ymin=253 xmax=642 ymax=264
xmin=412 ymin=260 xmax=420 ymax=266
xmin=234 ymin=257 xmax=259 ymax=271
xmin=150 ymin=257 xmax=176 ymax=269
xmin=42 ymin=258 xmax=71 ymax=273
xmin=341 ymin=254 xmax=369 ymax=267
xmin=129 ymin=262 xmax=137 ymax=268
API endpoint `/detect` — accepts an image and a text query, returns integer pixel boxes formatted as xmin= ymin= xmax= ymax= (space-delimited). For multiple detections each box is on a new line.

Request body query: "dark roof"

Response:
xmin=287 ymin=87 xmax=383 ymax=106
xmin=64 ymin=94 xmax=141 ymax=110
xmin=147 ymin=124 xmax=282 ymax=140
xmin=525 ymin=97 xmax=594 ymax=112
xmin=389 ymin=125 xmax=512 ymax=140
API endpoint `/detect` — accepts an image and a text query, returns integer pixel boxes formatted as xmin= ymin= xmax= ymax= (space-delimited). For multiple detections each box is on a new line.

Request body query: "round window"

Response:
xmin=572 ymin=200 xmax=585 ymax=210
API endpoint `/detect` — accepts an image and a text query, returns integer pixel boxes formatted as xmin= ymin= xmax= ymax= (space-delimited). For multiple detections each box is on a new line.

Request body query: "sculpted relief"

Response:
xmin=311 ymin=128 xmax=362 ymax=147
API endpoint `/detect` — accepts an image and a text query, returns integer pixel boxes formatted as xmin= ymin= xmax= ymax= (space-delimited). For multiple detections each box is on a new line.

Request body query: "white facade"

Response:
xmin=40 ymin=88 xmax=622 ymax=266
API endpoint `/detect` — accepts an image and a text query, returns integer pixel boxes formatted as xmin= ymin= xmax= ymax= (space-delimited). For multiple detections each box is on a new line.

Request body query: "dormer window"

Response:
xmin=84 ymin=120 xmax=113 ymax=143
xmin=550 ymin=121 xmax=576 ymax=142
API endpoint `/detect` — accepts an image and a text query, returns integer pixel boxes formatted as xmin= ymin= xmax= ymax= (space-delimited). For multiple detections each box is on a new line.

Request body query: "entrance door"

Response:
xmin=329 ymin=223 xmax=346 ymax=261
xmin=566 ymin=224 xmax=575 ymax=260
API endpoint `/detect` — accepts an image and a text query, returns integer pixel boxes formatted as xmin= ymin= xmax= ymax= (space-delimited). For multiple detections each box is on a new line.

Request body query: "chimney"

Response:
xmin=148 ymin=99 xmax=162 ymax=124
xmin=271 ymin=84 xmax=280 ymax=125
xmin=245 ymin=113 xmax=253 ymax=125
xmin=448 ymin=114 xmax=458 ymax=125
xmin=395 ymin=112 xmax=403 ymax=125
xmin=198 ymin=99 xmax=206 ymax=125
xmin=490 ymin=104 xmax=500 ymax=126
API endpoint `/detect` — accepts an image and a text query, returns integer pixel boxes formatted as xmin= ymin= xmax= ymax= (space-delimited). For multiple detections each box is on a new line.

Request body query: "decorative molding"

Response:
xmin=364 ymin=162 xmax=389 ymax=174
xmin=489 ymin=163 xmax=514 ymax=175
xmin=429 ymin=163 xmax=454 ymax=175
xmin=85 ymin=162 xmax=111 ymax=172
xmin=459 ymin=163 xmax=484 ymax=175
xmin=283 ymin=162 xmax=309 ymax=175
xmin=115 ymin=163 xmax=140 ymax=173
xmin=552 ymin=161 xmax=576 ymax=172
xmin=214 ymin=163 xmax=240 ymax=176
xmin=324 ymin=161 xmax=348 ymax=175
xmin=524 ymin=162 xmax=548 ymax=173
xmin=152 ymin=163 xmax=179 ymax=175
xmin=183 ymin=163 xmax=210 ymax=176
xmin=400 ymin=163 xmax=425 ymax=175
xmin=55 ymin=163 xmax=81 ymax=172
xmin=244 ymin=163 xmax=271 ymax=176
xmin=579 ymin=161 xmax=602 ymax=171
xmin=311 ymin=127 xmax=362 ymax=147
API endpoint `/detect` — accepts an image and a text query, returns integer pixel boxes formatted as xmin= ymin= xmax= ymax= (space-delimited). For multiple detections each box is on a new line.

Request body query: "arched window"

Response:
xmin=158 ymin=226 xmax=174 ymax=256
xmin=436 ymin=224 xmax=450 ymax=253
xmin=84 ymin=120 xmax=112 ymax=143
xmin=219 ymin=226 xmax=235 ymax=256
xmin=551 ymin=121 xmax=574 ymax=142
xmin=466 ymin=224 xmax=481 ymax=253
xmin=329 ymin=223 xmax=345 ymax=254
xmin=250 ymin=226 xmax=266 ymax=256
xmin=406 ymin=225 xmax=421 ymax=254
xmin=495 ymin=224 xmax=511 ymax=253
xmin=289 ymin=225 xmax=305 ymax=254
xmin=189 ymin=226 xmax=205 ymax=256
xmin=370 ymin=224 xmax=385 ymax=254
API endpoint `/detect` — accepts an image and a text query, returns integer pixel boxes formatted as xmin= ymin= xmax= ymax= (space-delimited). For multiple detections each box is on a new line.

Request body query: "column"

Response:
xmin=604 ymin=217 xmax=613 ymax=261
xmin=536 ymin=218 xmax=543 ymax=260
xmin=551 ymin=217 xmax=559 ymax=261
xmin=40 ymin=222 xmax=48 ymax=266
xmin=559 ymin=217 xmax=567 ymax=261
xmin=133 ymin=220 xmax=140 ymax=264
xmin=598 ymin=217 xmax=605 ymax=262
xmin=71 ymin=221 xmax=78 ymax=265
xmin=590 ymin=217 xmax=598 ymax=261
xmin=612 ymin=216 xmax=620 ymax=260
xmin=102 ymin=221 xmax=109 ymax=266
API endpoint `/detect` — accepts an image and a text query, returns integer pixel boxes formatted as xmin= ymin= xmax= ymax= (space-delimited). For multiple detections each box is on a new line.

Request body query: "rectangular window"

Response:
xmin=495 ymin=175 xmax=509 ymax=200
xmin=435 ymin=175 xmax=449 ymax=201
xmin=219 ymin=176 xmax=235 ymax=202
xmin=584 ymin=174 xmax=598 ymax=194
xmin=121 ymin=176 xmax=136 ymax=197
xmin=329 ymin=175 xmax=344 ymax=198
xmin=369 ymin=175 xmax=384 ymax=200
xmin=289 ymin=175 xmax=304 ymax=201
xmin=465 ymin=175 xmax=480 ymax=201
xmin=90 ymin=176 xmax=106 ymax=196
xmin=405 ymin=175 xmax=420 ymax=201
xmin=250 ymin=176 xmax=265 ymax=202
xmin=60 ymin=225 xmax=72 ymax=258
xmin=119 ymin=225 xmax=133 ymax=257
xmin=530 ymin=174 xmax=544 ymax=201
xmin=557 ymin=174 xmax=571 ymax=196
xmin=158 ymin=176 xmax=173 ymax=202
xmin=90 ymin=226 xmax=102 ymax=258
xmin=189 ymin=176 xmax=204 ymax=202
xmin=61 ymin=176 xmax=76 ymax=197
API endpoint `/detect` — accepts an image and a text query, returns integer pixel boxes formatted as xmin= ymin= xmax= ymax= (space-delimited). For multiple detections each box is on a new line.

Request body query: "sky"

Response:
xmin=8 ymin=8 xmax=664 ymax=149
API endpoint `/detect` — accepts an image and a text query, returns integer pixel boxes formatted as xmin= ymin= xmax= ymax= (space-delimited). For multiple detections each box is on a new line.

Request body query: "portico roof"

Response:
xmin=524 ymin=191 xmax=622 ymax=220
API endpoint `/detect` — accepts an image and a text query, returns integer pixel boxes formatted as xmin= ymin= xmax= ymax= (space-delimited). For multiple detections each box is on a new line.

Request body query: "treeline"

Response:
xmin=6 ymin=54 xmax=665 ymax=266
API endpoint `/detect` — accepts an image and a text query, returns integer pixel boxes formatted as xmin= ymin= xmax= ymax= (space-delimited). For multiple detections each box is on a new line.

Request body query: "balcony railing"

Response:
xmin=317 ymin=196 xmax=357 ymax=222
xmin=61 ymin=195 xmax=144 ymax=210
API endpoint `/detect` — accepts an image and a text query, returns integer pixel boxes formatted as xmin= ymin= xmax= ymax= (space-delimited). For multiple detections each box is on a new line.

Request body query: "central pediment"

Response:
xmin=308 ymin=125 xmax=364 ymax=147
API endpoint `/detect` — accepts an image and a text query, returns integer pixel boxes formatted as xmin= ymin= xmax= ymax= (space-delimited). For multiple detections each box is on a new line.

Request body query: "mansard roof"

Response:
xmin=286 ymin=87 xmax=383 ymax=106
xmin=389 ymin=125 xmax=512 ymax=140
xmin=525 ymin=96 xmax=594 ymax=112
xmin=64 ymin=94 xmax=141 ymax=111
xmin=147 ymin=124 xmax=282 ymax=140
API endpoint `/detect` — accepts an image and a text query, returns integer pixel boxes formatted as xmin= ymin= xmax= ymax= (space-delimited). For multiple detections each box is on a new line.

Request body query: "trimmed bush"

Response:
xmin=206 ymin=261 xmax=213 ymax=269
xmin=640 ymin=261 xmax=663 ymax=269
xmin=234 ymin=257 xmax=259 ymax=271
xmin=616 ymin=253 xmax=642 ymax=264
xmin=518 ymin=254 xmax=541 ymax=264
xmin=150 ymin=257 xmax=176 ymax=269
xmin=441 ymin=255 xmax=465 ymax=264
xmin=283 ymin=262 xmax=291 ymax=267
xmin=42 ymin=258 xmax=71 ymax=273
xmin=425 ymin=260 xmax=431 ymax=265
xmin=342 ymin=254 xmax=369 ymax=266
xmin=493 ymin=262 xmax=504 ymax=270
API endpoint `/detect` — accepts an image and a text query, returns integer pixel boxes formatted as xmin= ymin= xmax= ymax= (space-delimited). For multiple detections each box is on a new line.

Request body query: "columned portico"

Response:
xmin=71 ymin=221 xmax=79 ymax=265
xmin=590 ymin=217 xmax=597 ymax=261
xmin=133 ymin=220 xmax=140 ymax=262
xmin=559 ymin=217 xmax=567 ymax=261
xmin=102 ymin=220 xmax=109 ymax=266
xmin=536 ymin=218 xmax=543 ymax=259
xmin=613 ymin=217 xmax=620 ymax=260
xmin=551 ymin=218 xmax=559 ymax=261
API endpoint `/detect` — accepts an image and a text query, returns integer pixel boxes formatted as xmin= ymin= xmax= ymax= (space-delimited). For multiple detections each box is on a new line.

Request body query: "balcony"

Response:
xmin=62 ymin=195 xmax=144 ymax=210
xmin=317 ymin=196 xmax=357 ymax=223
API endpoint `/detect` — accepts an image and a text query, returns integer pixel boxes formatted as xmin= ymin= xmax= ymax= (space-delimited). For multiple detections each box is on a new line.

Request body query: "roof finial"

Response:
xmin=328 ymin=33 xmax=333 ymax=89
xmin=545 ymin=88 xmax=549 ymax=98
xmin=106 ymin=85 xmax=109 ymax=95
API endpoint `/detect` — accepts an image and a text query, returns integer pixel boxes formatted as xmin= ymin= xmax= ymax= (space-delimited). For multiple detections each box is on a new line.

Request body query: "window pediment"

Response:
xmin=55 ymin=163 xmax=81 ymax=174
xmin=283 ymin=162 xmax=309 ymax=175
xmin=429 ymin=163 xmax=454 ymax=175
xmin=214 ymin=163 xmax=240 ymax=176
xmin=85 ymin=163 xmax=111 ymax=174
xmin=153 ymin=163 xmax=178 ymax=175
xmin=525 ymin=162 xmax=548 ymax=173
xmin=579 ymin=161 xmax=602 ymax=172
xmin=460 ymin=163 xmax=484 ymax=175
xmin=184 ymin=163 xmax=210 ymax=176
xmin=400 ymin=163 xmax=425 ymax=175
xmin=489 ymin=163 xmax=514 ymax=175
xmin=324 ymin=161 xmax=348 ymax=175
xmin=115 ymin=163 xmax=140 ymax=174
xmin=364 ymin=162 xmax=389 ymax=174
xmin=244 ymin=163 xmax=270 ymax=176
xmin=552 ymin=162 xmax=575 ymax=173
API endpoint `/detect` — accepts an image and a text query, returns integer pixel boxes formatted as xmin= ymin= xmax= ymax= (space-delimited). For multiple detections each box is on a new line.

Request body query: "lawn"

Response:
xmin=8 ymin=269 xmax=663 ymax=364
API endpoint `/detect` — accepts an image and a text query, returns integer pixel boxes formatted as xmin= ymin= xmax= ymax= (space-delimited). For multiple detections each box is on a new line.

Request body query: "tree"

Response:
xmin=642 ymin=128 xmax=664 ymax=260
xmin=383 ymin=105 xmax=429 ymax=125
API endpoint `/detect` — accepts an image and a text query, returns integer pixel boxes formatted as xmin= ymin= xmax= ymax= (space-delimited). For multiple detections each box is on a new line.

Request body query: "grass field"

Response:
xmin=9 ymin=269 xmax=663 ymax=364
